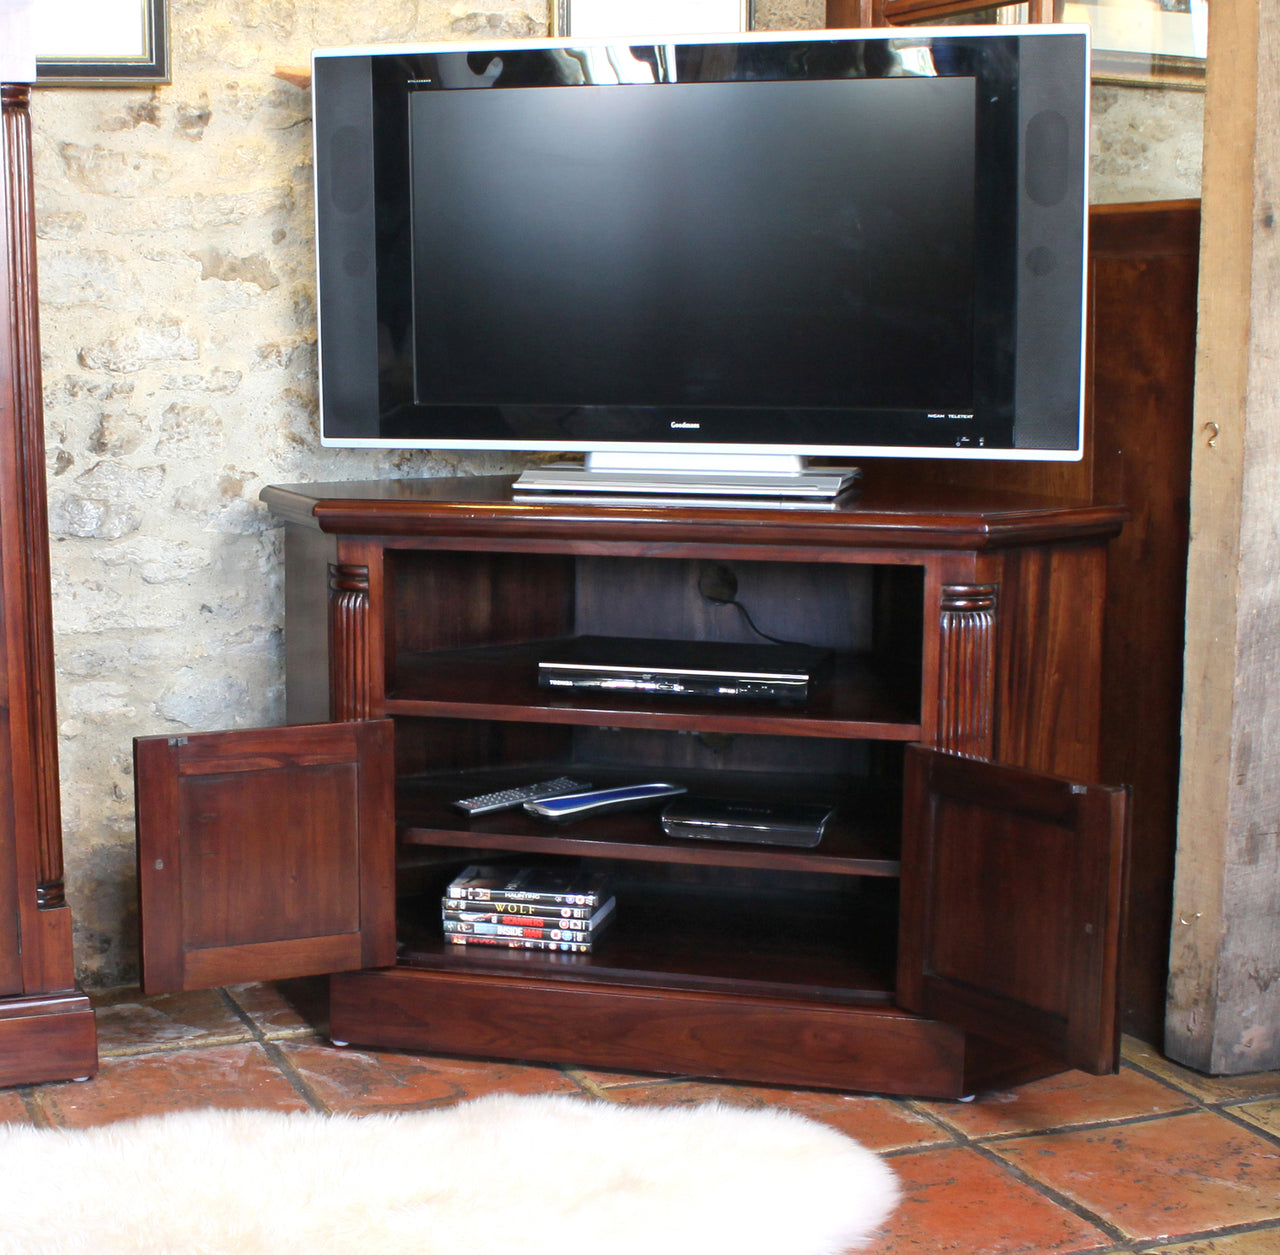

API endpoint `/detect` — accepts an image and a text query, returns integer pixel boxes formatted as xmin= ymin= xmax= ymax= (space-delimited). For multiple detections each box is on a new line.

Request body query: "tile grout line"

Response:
xmin=1214 ymin=1103 xmax=1280 ymax=1149
xmin=884 ymin=1103 xmax=1200 ymax=1158
xmin=560 ymin=1066 xmax=612 ymax=1100
xmin=217 ymin=987 xmax=332 ymax=1114
xmin=882 ymin=1116 xmax=1132 ymax=1249
xmin=1122 ymin=1053 xmax=1280 ymax=1115
xmin=886 ymin=1092 xmax=1225 ymax=1252
xmin=890 ymin=1051 xmax=1280 ymax=1155
xmin=967 ymin=1137 xmax=1133 ymax=1249
xmin=1118 ymin=1054 xmax=1280 ymax=1153
xmin=17 ymin=1084 xmax=55 ymax=1129
xmin=96 ymin=1030 xmax=267 ymax=1060
xmin=257 ymin=1038 xmax=333 ymax=1114
xmin=888 ymin=1077 xmax=1280 ymax=1253
xmin=1129 ymin=1218 xmax=1280 ymax=1253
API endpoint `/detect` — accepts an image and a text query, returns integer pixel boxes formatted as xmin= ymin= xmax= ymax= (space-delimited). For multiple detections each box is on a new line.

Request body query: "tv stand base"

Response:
xmin=513 ymin=464 xmax=860 ymax=504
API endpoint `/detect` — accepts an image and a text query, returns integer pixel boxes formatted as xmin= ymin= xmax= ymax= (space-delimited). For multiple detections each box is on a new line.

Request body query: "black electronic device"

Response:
xmin=536 ymin=636 xmax=829 ymax=703
xmin=312 ymin=27 xmax=1090 ymax=489
xmin=451 ymin=777 xmax=591 ymax=817
xmin=660 ymin=796 xmax=837 ymax=848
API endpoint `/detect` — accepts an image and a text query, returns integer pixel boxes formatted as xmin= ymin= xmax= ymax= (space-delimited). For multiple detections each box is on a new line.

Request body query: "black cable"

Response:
xmin=727 ymin=598 xmax=813 ymax=649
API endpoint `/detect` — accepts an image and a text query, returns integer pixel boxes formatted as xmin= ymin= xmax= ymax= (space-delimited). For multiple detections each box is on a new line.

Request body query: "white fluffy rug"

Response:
xmin=0 ymin=1094 xmax=899 ymax=1255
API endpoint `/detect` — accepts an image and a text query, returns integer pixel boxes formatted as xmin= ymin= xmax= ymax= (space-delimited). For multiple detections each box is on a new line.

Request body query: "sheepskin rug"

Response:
xmin=0 ymin=1094 xmax=899 ymax=1255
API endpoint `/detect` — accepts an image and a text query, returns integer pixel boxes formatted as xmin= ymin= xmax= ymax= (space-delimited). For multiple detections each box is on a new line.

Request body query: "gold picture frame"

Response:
xmin=890 ymin=1 xmax=1207 ymax=89
xmin=1062 ymin=0 xmax=1207 ymax=89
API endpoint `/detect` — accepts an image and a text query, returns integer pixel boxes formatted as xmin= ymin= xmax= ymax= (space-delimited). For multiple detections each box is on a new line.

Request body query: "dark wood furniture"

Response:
xmin=135 ymin=478 xmax=1128 ymax=1098
xmin=0 ymin=85 xmax=97 ymax=1087
xmin=870 ymin=202 xmax=1200 ymax=1043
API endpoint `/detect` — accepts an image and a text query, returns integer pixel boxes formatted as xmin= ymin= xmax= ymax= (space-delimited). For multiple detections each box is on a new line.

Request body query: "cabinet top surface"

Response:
xmin=261 ymin=475 xmax=1125 ymax=550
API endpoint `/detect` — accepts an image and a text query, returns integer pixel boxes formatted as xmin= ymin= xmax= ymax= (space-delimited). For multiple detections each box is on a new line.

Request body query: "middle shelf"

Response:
xmin=385 ymin=639 xmax=923 ymax=738
xmin=396 ymin=761 xmax=903 ymax=878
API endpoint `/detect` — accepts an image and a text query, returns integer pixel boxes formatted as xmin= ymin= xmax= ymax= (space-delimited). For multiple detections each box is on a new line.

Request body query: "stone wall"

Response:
xmin=28 ymin=0 xmax=1201 ymax=988
xmin=1091 ymin=83 xmax=1204 ymax=204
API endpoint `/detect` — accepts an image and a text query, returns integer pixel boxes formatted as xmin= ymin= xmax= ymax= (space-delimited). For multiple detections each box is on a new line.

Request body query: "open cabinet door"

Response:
xmin=134 ymin=720 xmax=396 ymax=995
xmin=897 ymin=745 xmax=1129 ymax=1075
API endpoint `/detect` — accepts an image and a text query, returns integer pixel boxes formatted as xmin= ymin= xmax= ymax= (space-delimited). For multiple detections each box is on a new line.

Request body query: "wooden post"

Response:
xmin=2 ymin=85 xmax=72 ymax=988
xmin=1166 ymin=0 xmax=1280 ymax=1074
xmin=0 ymin=81 xmax=97 ymax=1082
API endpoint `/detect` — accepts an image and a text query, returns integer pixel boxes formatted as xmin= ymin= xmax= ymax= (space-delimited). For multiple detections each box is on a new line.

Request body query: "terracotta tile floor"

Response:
xmin=7 ymin=980 xmax=1280 ymax=1253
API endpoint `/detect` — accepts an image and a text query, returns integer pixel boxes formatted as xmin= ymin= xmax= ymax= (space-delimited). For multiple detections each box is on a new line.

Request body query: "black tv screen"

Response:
xmin=313 ymin=29 xmax=1089 ymax=462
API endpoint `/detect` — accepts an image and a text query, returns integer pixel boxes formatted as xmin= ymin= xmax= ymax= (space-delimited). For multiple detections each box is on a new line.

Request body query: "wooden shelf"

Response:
xmin=397 ymin=882 xmax=899 ymax=1006
xmin=396 ymin=769 xmax=902 ymax=877
xmin=386 ymin=639 xmax=922 ymax=738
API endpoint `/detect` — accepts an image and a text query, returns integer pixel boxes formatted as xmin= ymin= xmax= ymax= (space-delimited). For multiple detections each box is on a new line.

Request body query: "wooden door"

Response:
xmin=897 ymin=744 xmax=1129 ymax=1074
xmin=134 ymin=720 xmax=396 ymax=995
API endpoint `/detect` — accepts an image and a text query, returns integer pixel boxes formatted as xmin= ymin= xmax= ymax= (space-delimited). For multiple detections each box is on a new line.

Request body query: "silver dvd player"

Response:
xmin=536 ymin=636 xmax=829 ymax=703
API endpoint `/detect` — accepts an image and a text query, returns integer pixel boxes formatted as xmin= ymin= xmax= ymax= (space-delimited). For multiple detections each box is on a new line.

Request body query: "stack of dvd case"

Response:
xmin=442 ymin=865 xmax=615 ymax=953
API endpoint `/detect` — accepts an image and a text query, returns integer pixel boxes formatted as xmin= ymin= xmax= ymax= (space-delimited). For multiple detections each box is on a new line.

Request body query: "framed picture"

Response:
xmin=554 ymin=0 xmax=750 ymax=37
xmin=1061 ymin=0 xmax=1208 ymax=88
xmin=33 ymin=0 xmax=169 ymax=85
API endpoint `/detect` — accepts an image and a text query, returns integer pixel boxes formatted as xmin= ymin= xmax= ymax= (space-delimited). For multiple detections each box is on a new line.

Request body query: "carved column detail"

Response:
xmin=329 ymin=564 xmax=372 ymax=721
xmin=3 ymin=85 xmax=66 ymax=912
xmin=937 ymin=584 xmax=998 ymax=758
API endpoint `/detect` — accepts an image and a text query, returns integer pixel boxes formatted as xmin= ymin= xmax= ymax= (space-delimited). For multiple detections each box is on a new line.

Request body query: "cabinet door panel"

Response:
xmin=135 ymin=720 xmax=396 ymax=995
xmin=897 ymin=745 xmax=1128 ymax=1075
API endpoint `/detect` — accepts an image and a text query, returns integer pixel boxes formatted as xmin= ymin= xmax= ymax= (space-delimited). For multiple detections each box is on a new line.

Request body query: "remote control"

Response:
xmin=523 ymin=782 xmax=687 ymax=821
xmin=452 ymin=777 xmax=591 ymax=817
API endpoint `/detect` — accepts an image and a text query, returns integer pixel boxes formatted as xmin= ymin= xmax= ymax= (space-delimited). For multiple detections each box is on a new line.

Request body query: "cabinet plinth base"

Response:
xmin=0 ymin=992 xmax=98 ymax=1088
xmin=331 ymin=966 xmax=973 ymax=1098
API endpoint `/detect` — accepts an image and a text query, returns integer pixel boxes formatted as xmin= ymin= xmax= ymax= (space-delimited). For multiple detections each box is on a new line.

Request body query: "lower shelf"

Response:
xmin=398 ymin=876 xmax=899 ymax=1006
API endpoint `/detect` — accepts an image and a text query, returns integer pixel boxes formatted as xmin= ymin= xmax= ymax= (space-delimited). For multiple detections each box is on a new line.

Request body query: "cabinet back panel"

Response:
xmin=393 ymin=719 xmax=573 ymax=778
xmin=386 ymin=551 xmax=575 ymax=656
xmin=569 ymin=726 xmax=870 ymax=777
xmin=573 ymin=557 xmax=874 ymax=652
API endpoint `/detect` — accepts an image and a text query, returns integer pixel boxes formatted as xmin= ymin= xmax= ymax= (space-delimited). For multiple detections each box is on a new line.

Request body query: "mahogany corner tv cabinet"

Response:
xmin=133 ymin=476 xmax=1130 ymax=1099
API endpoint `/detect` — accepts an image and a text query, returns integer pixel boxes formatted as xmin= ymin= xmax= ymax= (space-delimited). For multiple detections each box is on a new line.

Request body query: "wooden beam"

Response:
xmin=1166 ymin=0 xmax=1280 ymax=1074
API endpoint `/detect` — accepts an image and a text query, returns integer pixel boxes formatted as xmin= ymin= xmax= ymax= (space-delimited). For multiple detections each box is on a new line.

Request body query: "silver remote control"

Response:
xmin=452 ymin=777 xmax=591 ymax=816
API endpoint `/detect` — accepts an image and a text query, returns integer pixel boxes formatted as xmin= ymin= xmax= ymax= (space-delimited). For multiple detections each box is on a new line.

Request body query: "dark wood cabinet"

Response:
xmin=134 ymin=477 xmax=1128 ymax=1098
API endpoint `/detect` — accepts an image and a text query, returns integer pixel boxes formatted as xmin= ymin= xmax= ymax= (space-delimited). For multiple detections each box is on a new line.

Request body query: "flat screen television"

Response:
xmin=311 ymin=27 xmax=1090 ymax=496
